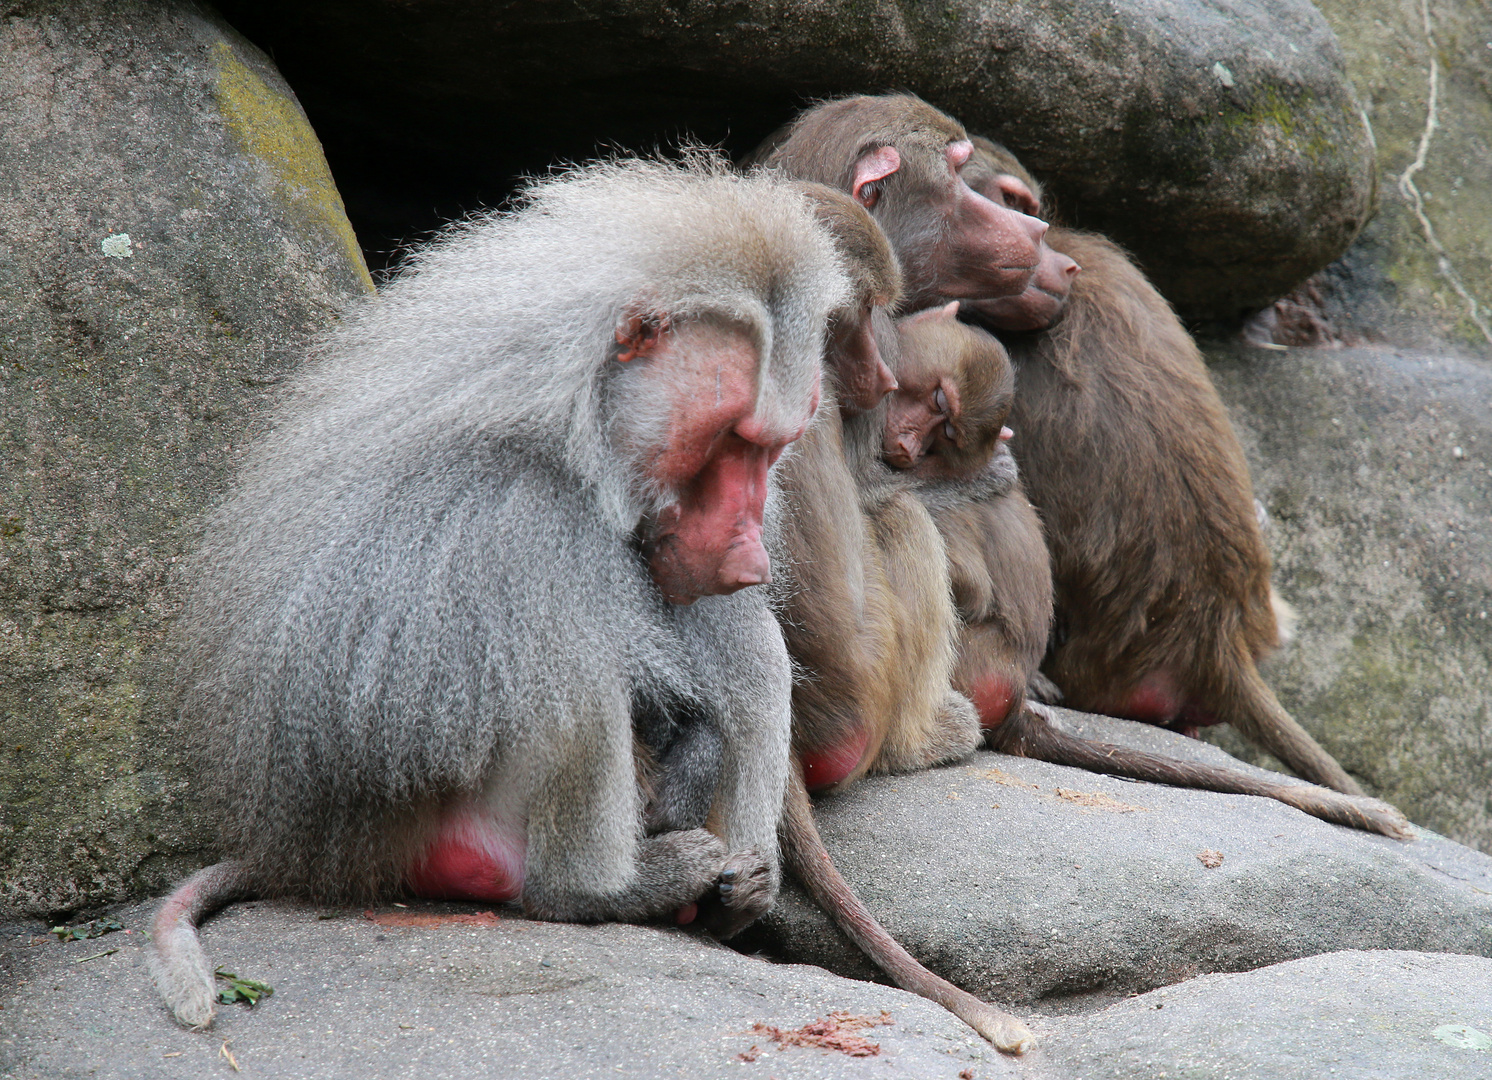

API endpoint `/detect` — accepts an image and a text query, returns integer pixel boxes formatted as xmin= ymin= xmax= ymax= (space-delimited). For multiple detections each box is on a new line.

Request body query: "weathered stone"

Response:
xmin=737 ymin=712 xmax=1492 ymax=1008
xmin=0 ymin=0 xmax=372 ymax=919
xmin=1032 ymin=950 xmax=1492 ymax=1080
xmin=1207 ymin=342 xmax=1492 ymax=853
xmin=212 ymin=0 xmax=1372 ymax=314
xmin=1266 ymin=0 xmax=1492 ymax=351
xmin=4 ymin=903 xmax=1486 ymax=1078
xmin=0 ymin=902 xmax=1017 ymax=1080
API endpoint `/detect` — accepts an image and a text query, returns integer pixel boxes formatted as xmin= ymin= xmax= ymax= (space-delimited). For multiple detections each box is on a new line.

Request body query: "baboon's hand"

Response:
xmin=643 ymin=827 xmax=729 ymax=901
xmin=697 ymin=848 xmax=775 ymax=939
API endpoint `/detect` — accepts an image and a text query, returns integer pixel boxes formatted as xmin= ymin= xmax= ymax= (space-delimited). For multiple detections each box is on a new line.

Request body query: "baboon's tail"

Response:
xmin=990 ymin=704 xmax=1412 ymax=840
xmin=780 ymin=769 xmax=1035 ymax=1054
xmin=1218 ymin=661 xmax=1364 ymax=796
xmin=148 ymin=860 xmax=253 ymax=1029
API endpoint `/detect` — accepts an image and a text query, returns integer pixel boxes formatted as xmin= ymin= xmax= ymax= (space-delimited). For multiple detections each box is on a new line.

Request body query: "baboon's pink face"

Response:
xmin=618 ymin=316 xmax=819 ymax=605
xmin=826 ymin=301 xmax=897 ymax=414
xmin=960 ymin=173 xmax=1081 ymax=332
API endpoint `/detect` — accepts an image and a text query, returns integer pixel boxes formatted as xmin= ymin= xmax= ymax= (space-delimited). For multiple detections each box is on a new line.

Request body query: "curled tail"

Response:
xmin=148 ymin=860 xmax=253 ymax=1028
xmin=992 ymin=705 xmax=1411 ymax=840
xmin=780 ymin=769 xmax=1035 ymax=1054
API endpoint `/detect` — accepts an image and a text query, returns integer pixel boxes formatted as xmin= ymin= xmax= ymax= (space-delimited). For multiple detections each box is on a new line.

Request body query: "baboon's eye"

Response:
xmin=944 ymin=421 xmax=956 ymax=440
xmin=934 ymin=388 xmax=949 ymax=414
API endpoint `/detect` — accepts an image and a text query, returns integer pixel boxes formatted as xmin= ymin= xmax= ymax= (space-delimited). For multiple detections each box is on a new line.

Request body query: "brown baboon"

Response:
xmin=883 ymin=304 xmax=1052 ymax=728
xmin=885 ymin=306 xmax=1413 ymax=839
xmin=147 ymin=157 xmax=851 ymax=1030
xmin=769 ymin=183 xmax=1035 ymax=1053
xmin=958 ymin=138 xmax=1407 ymax=818
xmin=745 ymin=94 xmax=1048 ymax=311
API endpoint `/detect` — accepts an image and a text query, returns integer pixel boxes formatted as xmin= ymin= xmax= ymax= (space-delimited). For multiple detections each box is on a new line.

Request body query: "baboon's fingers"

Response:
xmin=698 ymin=848 xmax=775 ymax=939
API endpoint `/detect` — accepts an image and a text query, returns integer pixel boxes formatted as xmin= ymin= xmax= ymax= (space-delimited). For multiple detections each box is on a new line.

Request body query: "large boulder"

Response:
xmin=1207 ymin=342 xmax=1492 ymax=853
xmin=3 ymin=903 xmax=1485 ymax=1079
xmin=738 ymin=712 xmax=1492 ymax=1005
xmin=1256 ymin=0 xmax=1492 ymax=350
xmin=212 ymin=0 xmax=1372 ymax=315
xmin=0 ymin=0 xmax=372 ymax=919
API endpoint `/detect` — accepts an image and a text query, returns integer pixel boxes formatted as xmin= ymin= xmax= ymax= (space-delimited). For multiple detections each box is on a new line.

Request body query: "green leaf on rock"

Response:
xmin=215 ymin=968 xmax=274 ymax=1006
xmin=49 ymin=918 xmax=124 ymax=942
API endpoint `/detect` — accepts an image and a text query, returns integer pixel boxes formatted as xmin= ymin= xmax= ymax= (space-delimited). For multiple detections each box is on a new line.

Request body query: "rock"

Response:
xmin=0 ymin=901 xmax=1017 ymax=1080
xmin=1031 ymin=950 xmax=1492 ymax=1080
xmin=1206 ymin=342 xmax=1492 ymax=853
xmin=0 ymin=1 xmax=372 ymax=919
xmin=212 ymin=0 xmax=1372 ymax=314
xmin=1255 ymin=0 xmax=1492 ymax=351
xmin=5 ymin=905 xmax=1485 ymax=1079
xmin=736 ymin=711 xmax=1492 ymax=1008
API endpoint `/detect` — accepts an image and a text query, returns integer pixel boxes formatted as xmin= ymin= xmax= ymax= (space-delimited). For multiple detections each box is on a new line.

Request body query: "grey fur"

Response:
xmin=153 ymin=155 xmax=849 ymax=1026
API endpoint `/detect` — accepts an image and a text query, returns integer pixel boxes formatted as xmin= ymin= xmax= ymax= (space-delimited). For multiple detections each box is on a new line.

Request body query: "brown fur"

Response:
xmin=763 ymin=184 xmax=1032 ymax=1052
xmin=886 ymin=286 xmax=1410 ymax=840
xmin=773 ymin=323 xmax=978 ymax=788
xmin=962 ymin=141 xmax=1387 ymax=804
xmin=883 ymin=310 xmax=1052 ymax=727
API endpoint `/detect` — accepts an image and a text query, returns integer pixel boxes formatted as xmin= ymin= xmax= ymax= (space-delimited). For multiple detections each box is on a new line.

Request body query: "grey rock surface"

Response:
xmin=213 ymin=0 xmax=1372 ymax=315
xmin=1208 ymin=342 xmax=1492 ymax=853
xmin=0 ymin=0 xmax=372 ymax=919
xmin=737 ymin=711 xmax=1492 ymax=1009
xmin=0 ymin=900 xmax=1016 ymax=1080
xmin=3 ymin=906 xmax=1486 ymax=1079
xmin=1030 ymin=949 xmax=1492 ymax=1080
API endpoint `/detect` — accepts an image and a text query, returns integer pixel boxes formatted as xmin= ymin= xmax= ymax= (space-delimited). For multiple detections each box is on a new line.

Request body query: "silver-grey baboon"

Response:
xmin=148 ymin=156 xmax=850 ymax=1029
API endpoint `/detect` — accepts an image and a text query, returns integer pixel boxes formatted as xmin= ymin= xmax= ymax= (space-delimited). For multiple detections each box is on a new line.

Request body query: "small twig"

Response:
xmin=74 ymin=948 xmax=118 ymax=964
xmin=220 ymin=1040 xmax=241 ymax=1072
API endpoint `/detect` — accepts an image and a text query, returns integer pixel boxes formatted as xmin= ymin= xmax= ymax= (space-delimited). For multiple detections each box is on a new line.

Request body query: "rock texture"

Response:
xmin=737 ymin=712 xmax=1492 ymax=1007
xmin=1034 ymin=950 xmax=1492 ymax=1080
xmin=0 ymin=902 xmax=1017 ymax=1080
xmin=3 ymin=905 xmax=1487 ymax=1079
xmin=1260 ymin=0 xmax=1492 ymax=351
xmin=212 ymin=0 xmax=1373 ymax=314
xmin=0 ymin=0 xmax=372 ymax=919
xmin=1209 ymin=343 xmax=1492 ymax=853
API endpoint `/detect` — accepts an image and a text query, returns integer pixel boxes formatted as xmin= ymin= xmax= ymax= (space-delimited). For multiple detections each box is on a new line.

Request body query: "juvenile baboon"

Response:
xmin=772 ymin=189 xmax=980 ymax=794
xmin=958 ymin=138 xmax=1406 ymax=818
xmin=883 ymin=304 xmax=1052 ymax=728
xmin=746 ymin=94 xmax=1048 ymax=311
xmin=769 ymin=184 xmax=1035 ymax=1053
xmin=148 ymin=157 xmax=851 ymax=1030
xmin=886 ymin=307 xmax=1413 ymax=838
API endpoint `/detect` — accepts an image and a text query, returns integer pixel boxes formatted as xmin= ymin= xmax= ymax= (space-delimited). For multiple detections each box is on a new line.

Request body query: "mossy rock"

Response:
xmin=0 ymin=0 xmax=371 ymax=919
xmin=1257 ymin=0 xmax=1492 ymax=352
xmin=1205 ymin=341 xmax=1492 ymax=853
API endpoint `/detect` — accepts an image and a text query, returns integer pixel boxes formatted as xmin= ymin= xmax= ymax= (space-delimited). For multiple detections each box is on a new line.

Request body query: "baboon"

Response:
xmin=745 ymin=94 xmax=1048 ymax=311
xmin=885 ymin=307 xmax=1413 ymax=839
xmin=770 ymin=184 xmax=1035 ymax=1053
xmin=771 ymin=190 xmax=981 ymax=794
xmin=148 ymin=157 xmax=852 ymax=1030
xmin=883 ymin=304 xmax=1052 ymax=728
xmin=957 ymin=139 xmax=1406 ymax=823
